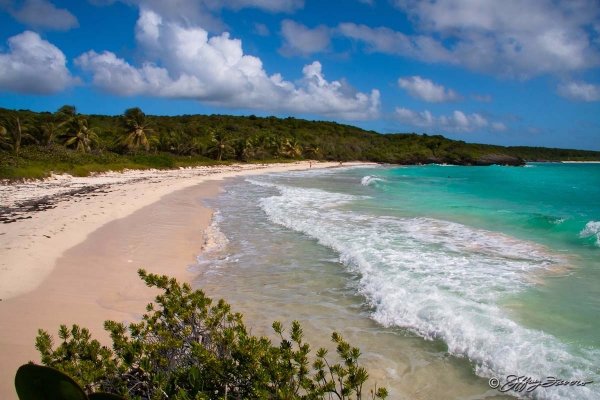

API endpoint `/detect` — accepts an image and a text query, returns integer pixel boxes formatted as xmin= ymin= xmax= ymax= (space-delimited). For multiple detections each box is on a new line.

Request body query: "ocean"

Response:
xmin=194 ymin=163 xmax=600 ymax=399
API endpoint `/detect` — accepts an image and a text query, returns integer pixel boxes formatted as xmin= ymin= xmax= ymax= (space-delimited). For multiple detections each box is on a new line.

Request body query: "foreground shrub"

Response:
xmin=34 ymin=269 xmax=388 ymax=399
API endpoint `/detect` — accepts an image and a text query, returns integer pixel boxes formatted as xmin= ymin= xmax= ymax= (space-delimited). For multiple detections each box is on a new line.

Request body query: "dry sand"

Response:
xmin=0 ymin=161 xmax=359 ymax=399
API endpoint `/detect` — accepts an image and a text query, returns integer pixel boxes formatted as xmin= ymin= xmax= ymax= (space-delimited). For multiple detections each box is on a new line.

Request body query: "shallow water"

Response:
xmin=193 ymin=164 xmax=599 ymax=399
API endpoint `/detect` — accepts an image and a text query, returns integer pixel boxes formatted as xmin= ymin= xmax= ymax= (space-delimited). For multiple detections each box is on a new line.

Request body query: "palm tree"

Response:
xmin=256 ymin=134 xmax=281 ymax=158
xmin=122 ymin=107 xmax=154 ymax=152
xmin=235 ymin=136 xmax=258 ymax=161
xmin=56 ymin=105 xmax=77 ymax=121
xmin=40 ymin=122 xmax=60 ymax=146
xmin=207 ymin=130 xmax=233 ymax=161
xmin=304 ymin=144 xmax=322 ymax=159
xmin=39 ymin=105 xmax=78 ymax=146
xmin=0 ymin=125 xmax=12 ymax=152
xmin=158 ymin=130 xmax=180 ymax=153
xmin=280 ymin=137 xmax=303 ymax=158
xmin=0 ymin=114 xmax=36 ymax=155
xmin=159 ymin=130 xmax=203 ymax=155
xmin=62 ymin=116 xmax=98 ymax=153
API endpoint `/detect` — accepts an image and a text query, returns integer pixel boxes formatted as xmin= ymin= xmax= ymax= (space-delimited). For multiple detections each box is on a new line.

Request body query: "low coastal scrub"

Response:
xmin=30 ymin=270 xmax=388 ymax=399
xmin=0 ymin=144 xmax=225 ymax=180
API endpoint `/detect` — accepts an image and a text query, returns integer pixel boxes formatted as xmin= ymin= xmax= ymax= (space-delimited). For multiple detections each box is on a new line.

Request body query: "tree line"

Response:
xmin=0 ymin=106 xmax=324 ymax=162
xmin=1 ymin=106 xmax=599 ymax=178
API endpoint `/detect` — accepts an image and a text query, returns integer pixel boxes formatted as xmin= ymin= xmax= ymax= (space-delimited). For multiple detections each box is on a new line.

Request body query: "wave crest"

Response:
xmin=252 ymin=181 xmax=598 ymax=400
xmin=361 ymin=175 xmax=385 ymax=186
xmin=579 ymin=221 xmax=600 ymax=247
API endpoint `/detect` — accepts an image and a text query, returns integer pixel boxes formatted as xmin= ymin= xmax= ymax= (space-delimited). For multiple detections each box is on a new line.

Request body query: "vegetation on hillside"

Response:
xmin=1 ymin=106 xmax=599 ymax=179
xmin=33 ymin=270 xmax=388 ymax=400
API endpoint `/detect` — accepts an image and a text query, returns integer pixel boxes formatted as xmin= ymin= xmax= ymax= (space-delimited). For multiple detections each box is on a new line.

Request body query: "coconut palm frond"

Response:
xmin=62 ymin=116 xmax=98 ymax=153
xmin=122 ymin=107 xmax=154 ymax=152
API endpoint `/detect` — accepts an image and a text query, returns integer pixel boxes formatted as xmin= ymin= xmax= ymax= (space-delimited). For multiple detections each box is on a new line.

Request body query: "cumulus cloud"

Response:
xmin=280 ymin=20 xmax=330 ymax=56
xmin=1 ymin=0 xmax=78 ymax=31
xmin=88 ymin=0 xmax=304 ymax=32
xmin=0 ymin=30 xmax=77 ymax=93
xmin=338 ymin=23 xmax=454 ymax=63
xmin=398 ymin=76 xmax=459 ymax=102
xmin=208 ymin=0 xmax=304 ymax=12
xmin=558 ymin=81 xmax=600 ymax=102
xmin=340 ymin=0 xmax=600 ymax=78
xmin=76 ymin=9 xmax=379 ymax=120
xmin=395 ymin=107 xmax=505 ymax=132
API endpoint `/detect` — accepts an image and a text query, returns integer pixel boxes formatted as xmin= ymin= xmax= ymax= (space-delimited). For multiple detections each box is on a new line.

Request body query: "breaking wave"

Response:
xmin=251 ymin=180 xmax=599 ymax=400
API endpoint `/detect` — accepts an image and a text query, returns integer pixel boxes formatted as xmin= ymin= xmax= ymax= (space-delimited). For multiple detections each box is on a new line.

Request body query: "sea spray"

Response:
xmin=198 ymin=164 xmax=600 ymax=400
xmin=579 ymin=221 xmax=600 ymax=247
xmin=360 ymin=175 xmax=386 ymax=186
xmin=251 ymin=180 xmax=599 ymax=400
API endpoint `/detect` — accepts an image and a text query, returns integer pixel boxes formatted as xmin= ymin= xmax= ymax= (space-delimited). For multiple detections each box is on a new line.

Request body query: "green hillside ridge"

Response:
xmin=2 ymin=106 xmax=599 ymax=180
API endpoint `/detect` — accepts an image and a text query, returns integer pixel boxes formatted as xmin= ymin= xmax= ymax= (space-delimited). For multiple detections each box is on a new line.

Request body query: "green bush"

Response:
xmin=130 ymin=154 xmax=174 ymax=169
xmin=35 ymin=270 xmax=388 ymax=400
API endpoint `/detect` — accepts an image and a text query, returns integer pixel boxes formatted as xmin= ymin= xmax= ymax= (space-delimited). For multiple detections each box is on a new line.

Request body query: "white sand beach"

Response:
xmin=0 ymin=161 xmax=363 ymax=399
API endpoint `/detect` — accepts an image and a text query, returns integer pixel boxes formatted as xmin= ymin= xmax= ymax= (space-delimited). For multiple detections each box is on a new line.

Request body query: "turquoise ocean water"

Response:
xmin=195 ymin=163 xmax=599 ymax=399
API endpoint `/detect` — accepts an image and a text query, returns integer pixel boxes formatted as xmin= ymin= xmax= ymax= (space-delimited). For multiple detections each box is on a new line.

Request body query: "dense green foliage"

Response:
xmin=1 ymin=106 xmax=599 ymax=179
xmin=34 ymin=270 xmax=388 ymax=400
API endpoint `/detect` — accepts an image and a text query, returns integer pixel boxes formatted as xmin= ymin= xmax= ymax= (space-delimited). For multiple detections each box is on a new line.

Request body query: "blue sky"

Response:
xmin=0 ymin=0 xmax=599 ymax=150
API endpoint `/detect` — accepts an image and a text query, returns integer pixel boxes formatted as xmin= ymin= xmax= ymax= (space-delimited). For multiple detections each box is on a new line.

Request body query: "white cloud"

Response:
xmin=2 ymin=0 xmax=78 ymax=31
xmin=395 ymin=107 xmax=505 ymax=133
xmin=280 ymin=20 xmax=330 ymax=56
xmin=0 ymin=30 xmax=77 ymax=93
xmin=398 ymin=76 xmax=459 ymax=102
xmin=341 ymin=1 xmax=600 ymax=78
xmin=395 ymin=108 xmax=435 ymax=129
xmin=337 ymin=23 xmax=454 ymax=63
xmin=88 ymin=0 xmax=304 ymax=32
xmin=491 ymin=122 xmax=507 ymax=131
xmin=558 ymin=81 xmax=600 ymax=102
xmin=76 ymin=9 xmax=379 ymax=120
xmin=76 ymin=50 xmax=157 ymax=96
xmin=208 ymin=0 xmax=304 ymax=12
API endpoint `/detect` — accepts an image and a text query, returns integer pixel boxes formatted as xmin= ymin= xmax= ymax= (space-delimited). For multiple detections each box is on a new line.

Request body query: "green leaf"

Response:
xmin=15 ymin=363 xmax=87 ymax=400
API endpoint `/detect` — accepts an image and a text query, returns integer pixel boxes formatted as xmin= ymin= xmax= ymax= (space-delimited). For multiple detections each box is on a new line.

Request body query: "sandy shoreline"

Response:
xmin=0 ymin=161 xmax=356 ymax=300
xmin=0 ymin=161 xmax=365 ymax=399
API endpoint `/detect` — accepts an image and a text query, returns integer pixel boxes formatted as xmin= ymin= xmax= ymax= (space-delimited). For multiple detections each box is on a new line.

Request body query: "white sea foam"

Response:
xmin=253 ymin=181 xmax=599 ymax=400
xmin=579 ymin=221 xmax=600 ymax=247
xmin=360 ymin=175 xmax=386 ymax=186
xmin=201 ymin=211 xmax=229 ymax=254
